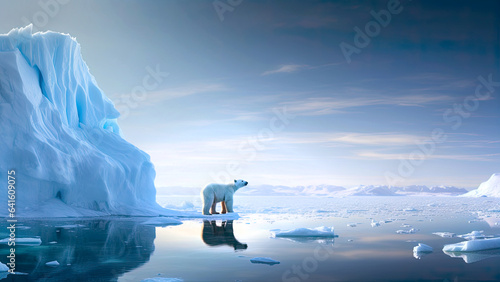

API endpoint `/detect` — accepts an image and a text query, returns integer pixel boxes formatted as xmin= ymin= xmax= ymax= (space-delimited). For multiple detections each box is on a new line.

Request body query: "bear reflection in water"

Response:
xmin=201 ymin=220 xmax=248 ymax=250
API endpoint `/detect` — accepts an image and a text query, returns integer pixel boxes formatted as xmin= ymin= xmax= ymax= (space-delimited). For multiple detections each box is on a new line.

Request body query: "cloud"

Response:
xmin=145 ymin=84 xmax=227 ymax=103
xmin=274 ymin=132 xmax=425 ymax=147
xmin=261 ymin=62 xmax=342 ymax=76
xmin=355 ymin=152 xmax=500 ymax=162
xmin=262 ymin=64 xmax=305 ymax=76
xmin=282 ymin=94 xmax=453 ymax=116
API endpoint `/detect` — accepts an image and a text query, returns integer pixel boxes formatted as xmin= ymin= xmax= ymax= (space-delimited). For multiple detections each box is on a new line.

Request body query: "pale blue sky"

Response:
xmin=1 ymin=0 xmax=499 ymax=188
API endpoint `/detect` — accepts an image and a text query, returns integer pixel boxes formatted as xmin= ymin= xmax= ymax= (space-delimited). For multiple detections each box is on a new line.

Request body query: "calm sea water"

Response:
xmin=1 ymin=196 xmax=500 ymax=281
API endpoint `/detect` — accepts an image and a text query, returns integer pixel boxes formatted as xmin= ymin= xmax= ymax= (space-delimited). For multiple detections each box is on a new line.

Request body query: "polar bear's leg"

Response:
xmin=210 ymin=198 xmax=220 ymax=215
xmin=225 ymin=199 xmax=234 ymax=213
xmin=221 ymin=201 xmax=227 ymax=214
xmin=203 ymin=192 xmax=214 ymax=215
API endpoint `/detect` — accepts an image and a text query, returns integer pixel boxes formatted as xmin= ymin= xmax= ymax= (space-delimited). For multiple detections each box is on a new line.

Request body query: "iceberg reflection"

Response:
xmin=443 ymin=249 xmax=500 ymax=263
xmin=0 ymin=219 xmax=158 ymax=281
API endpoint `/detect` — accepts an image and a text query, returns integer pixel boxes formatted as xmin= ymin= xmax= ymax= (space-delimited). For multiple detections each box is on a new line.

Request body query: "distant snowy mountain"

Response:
xmin=463 ymin=173 xmax=500 ymax=197
xmin=157 ymin=184 xmax=468 ymax=197
xmin=337 ymin=185 xmax=398 ymax=196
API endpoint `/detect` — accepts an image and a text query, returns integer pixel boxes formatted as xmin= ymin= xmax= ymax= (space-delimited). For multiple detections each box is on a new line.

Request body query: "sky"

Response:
xmin=1 ymin=0 xmax=499 ymax=189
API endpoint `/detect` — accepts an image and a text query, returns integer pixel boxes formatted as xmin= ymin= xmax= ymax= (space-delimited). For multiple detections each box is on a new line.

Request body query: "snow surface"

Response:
xmin=250 ymin=257 xmax=280 ymax=265
xmin=463 ymin=173 xmax=500 ymax=198
xmin=271 ymin=226 xmax=335 ymax=238
xmin=0 ymin=25 xmax=180 ymax=217
xmin=443 ymin=237 xmax=500 ymax=252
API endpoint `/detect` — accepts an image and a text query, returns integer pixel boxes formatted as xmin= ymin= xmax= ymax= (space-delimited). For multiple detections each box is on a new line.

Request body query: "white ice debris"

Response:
xmin=396 ymin=228 xmax=419 ymax=234
xmin=432 ymin=232 xmax=456 ymax=238
xmin=371 ymin=220 xmax=381 ymax=227
xmin=271 ymin=226 xmax=335 ymax=238
xmin=458 ymin=231 xmax=486 ymax=240
xmin=443 ymin=237 xmax=500 ymax=252
xmin=250 ymin=257 xmax=280 ymax=265
xmin=347 ymin=223 xmax=357 ymax=227
xmin=0 ymin=237 xmax=41 ymax=246
xmin=45 ymin=261 xmax=60 ymax=267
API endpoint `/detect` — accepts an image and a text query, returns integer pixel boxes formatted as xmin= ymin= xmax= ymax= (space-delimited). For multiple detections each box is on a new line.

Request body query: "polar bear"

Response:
xmin=201 ymin=179 xmax=248 ymax=215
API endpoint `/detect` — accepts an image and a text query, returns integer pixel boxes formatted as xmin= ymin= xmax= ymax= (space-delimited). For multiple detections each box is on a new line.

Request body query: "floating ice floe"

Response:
xmin=271 ymin=226 xmax=335 ymax=238
xmin=347 ymin=223 xmax=357 ymax=227
xmin=250 ymin=257 xmax=280 ymax=265
xmin=396 ymin=228 xmax=419 ymax=234
xmin=0 ymin=237 xmax=41 ymax=246
xmin=413 ymin=243 xmax=433 ymax=259
xmin=443 ymin=237 xmax=500 ymax=252
xmin=371 ymin=220 xmax=381 ymax=227
xmin=458 ymin=231 xmax=486 ymax=240
xmin=432 ymin=232 xmax=456 ymax=238
xmin=0 ymin=262 xmax=8 ymax=272
xmin=45 ymin=261 xmax=60 ymax=267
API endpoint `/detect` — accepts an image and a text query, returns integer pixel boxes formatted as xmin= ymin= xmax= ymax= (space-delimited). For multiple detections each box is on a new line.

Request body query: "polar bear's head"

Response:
xmin=234 ymin=179 xmax=248 ymax=189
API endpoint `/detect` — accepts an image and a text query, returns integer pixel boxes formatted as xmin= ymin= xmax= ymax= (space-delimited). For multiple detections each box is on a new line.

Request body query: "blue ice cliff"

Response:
xmin=0 ymin=25 xmax=176 ymax=217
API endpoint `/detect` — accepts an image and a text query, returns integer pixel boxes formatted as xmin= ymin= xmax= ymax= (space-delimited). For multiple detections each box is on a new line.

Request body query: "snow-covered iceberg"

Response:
xmin=0 ymin=26 xmax=175 ymax=217
xmin=413 ymin=243 xmax=433 ymax=259
xmin=463 ymin=173 xmax=500 ymax=198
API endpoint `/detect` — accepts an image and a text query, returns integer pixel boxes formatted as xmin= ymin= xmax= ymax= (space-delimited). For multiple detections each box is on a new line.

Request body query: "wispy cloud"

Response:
xmin=261 ymin=62 xmax=341 ymax=76
xmin=274 ymin=132 xmax=425 ymax=147
xmin=145 ymin=84 xmax=227 ymax=103
xmin=355 ymin=152 xmax=500 ymax=162
xmin=262 ymin=64 xmax=305 ymax=76
xmin=282 ymin=94 xmax=452 ymax=116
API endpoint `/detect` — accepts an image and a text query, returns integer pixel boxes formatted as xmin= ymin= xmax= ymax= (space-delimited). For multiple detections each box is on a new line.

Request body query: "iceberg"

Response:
xmin=462 ymin=173 xmax=500 ymax=197
xmin=250 ymin=257 xmax=280 ymax=265
xmin=45 ymin=261 xmax=60 ymax=267
xmin=413 ymin=243 xmax=433 ymax=259
xmin=0 ymin=26 xmax=177 ymax=217
xmin=442 ymin=237 xmax=500 ymax=252
xmin=270 ymin=226 xmax=335 ymax=238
